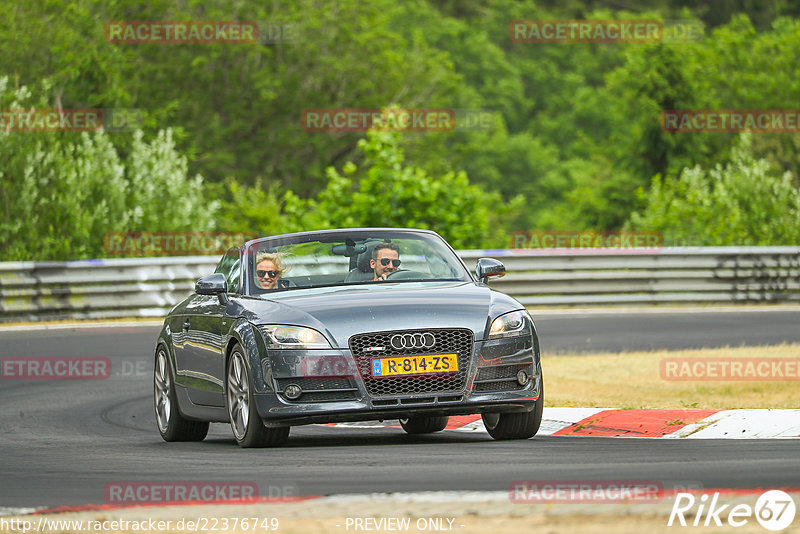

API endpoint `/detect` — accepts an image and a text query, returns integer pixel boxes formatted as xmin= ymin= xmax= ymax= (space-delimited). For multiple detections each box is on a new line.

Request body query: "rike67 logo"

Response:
xmin=668 ymin=490 xmax=796 ymax=531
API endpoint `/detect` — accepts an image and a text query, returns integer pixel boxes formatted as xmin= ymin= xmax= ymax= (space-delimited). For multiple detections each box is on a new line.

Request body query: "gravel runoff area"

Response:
xmin=2 ymin=490 xmax=797 ymax=534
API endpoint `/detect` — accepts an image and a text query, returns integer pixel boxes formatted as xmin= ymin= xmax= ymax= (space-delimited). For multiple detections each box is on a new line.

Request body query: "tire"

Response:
xmin=482 ymin=378 xmax=544 ymax=440
xmin=154 ymin=346 xmax=209 ymax=442
xmin=399 ymin=415 xmax=449 ymax=434
xmin=226 ymin=346 xmax=290 ymax=448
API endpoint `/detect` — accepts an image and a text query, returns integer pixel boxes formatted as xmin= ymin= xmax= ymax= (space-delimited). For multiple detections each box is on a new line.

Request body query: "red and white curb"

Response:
xmin=327 ymin=408 xmax=800 ymax=438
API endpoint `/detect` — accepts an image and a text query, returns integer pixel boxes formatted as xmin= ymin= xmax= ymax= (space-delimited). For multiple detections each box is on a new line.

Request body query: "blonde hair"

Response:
xmin=255 ymin=252 xmax=287 ymax=274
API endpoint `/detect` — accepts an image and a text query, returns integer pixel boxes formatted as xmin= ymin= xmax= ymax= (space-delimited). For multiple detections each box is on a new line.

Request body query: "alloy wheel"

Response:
xmin=227 ymin=352 xmax=250 ymax=440
xmin=154 ymin=349 xmax=171 ymax=433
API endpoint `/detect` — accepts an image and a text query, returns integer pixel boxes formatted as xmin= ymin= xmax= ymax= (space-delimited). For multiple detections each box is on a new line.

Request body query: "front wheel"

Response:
xmin=226 ymin=346 xmax=289 ymax=448
xmin=482 ymin=379 xmax=544 ymax=440
xmin=154 ymin=346 xmax=209 ymax=442
xmin=399 ymin=415 xmax=449 ymax=434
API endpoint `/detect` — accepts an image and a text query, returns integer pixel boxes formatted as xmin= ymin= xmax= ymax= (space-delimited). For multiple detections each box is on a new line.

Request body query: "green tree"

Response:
xmin=4 ymin=0 xmax=800 ymax=246
xmin=218 ymin=125 xmax=516 ymax=249
xmin=628 ymin=135 xmax=800 ymax=245
xmin=309 ymin=128 xmax=504 ymax=249
xmin=0 ymin=77 xmax=217 ymax=260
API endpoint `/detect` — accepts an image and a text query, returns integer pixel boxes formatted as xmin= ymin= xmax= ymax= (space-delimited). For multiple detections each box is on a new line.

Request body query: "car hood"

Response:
xmin=235 ymin=281 xmax=522 ymax=348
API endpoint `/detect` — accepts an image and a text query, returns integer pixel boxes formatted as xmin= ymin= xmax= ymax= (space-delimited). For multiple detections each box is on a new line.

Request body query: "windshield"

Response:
xmin=242 ymin=230 xmax=471 ymax=295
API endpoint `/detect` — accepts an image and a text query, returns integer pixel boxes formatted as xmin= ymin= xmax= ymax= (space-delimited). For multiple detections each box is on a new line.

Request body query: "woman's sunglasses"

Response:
xmin=379 ymin=258 xmax=401 ymax=267
xmin=257 ymin=270 xmax=280 ymax=278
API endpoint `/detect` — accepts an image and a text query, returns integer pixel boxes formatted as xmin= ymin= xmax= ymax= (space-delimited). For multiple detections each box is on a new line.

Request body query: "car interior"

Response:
xmin=246 ymin=236 xmax=458 ymax=295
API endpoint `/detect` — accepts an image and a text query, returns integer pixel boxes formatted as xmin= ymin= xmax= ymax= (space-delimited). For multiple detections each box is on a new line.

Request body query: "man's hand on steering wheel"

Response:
xmin=377 ymin=269 xmax=403 ymax=281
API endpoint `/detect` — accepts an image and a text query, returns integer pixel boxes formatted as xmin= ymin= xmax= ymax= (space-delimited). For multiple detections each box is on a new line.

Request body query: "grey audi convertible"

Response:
xmin=154 ymin=228 xmax=543 ymax=447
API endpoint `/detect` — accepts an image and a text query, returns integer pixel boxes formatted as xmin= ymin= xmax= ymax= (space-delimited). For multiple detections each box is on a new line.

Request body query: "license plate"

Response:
xmin=371 ymin=354 xmax=458 ymax=377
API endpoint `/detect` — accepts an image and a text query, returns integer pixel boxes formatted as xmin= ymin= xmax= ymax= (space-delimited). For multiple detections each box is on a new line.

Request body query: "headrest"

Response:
xmin=357 ymin=241 xmax=381 ymax=272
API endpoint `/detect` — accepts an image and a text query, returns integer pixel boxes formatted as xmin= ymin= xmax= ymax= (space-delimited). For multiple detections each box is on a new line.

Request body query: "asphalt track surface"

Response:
xmin=1 ymin=309 xmax=798 ymax=508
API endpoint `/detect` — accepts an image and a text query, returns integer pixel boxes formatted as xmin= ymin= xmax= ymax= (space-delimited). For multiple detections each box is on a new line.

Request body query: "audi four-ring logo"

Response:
xmin=390 ymin=332 xmax=436 ymax=350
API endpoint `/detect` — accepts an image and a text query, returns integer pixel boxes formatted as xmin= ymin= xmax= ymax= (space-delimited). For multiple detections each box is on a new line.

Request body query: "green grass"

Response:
xmin=543 ymin=344 xmax=800 ymax=409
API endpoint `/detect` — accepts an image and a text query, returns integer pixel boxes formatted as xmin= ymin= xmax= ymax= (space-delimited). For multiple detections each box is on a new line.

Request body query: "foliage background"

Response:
xmin=1 ymin=0 xmax=799 ymax=260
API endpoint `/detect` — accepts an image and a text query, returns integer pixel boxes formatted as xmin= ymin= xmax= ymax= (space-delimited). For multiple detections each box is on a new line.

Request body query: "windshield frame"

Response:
xmin=241 ymin=228 xmax=475 ymax=296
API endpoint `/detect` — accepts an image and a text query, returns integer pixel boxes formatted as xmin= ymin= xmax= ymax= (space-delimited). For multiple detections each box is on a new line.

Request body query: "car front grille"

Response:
xmin=473 ymin=363 xmax=532 ymax=393
xmin=349 ymin=328 xmax=473 ymax=397
xmin=275 ymin=377 xmax=359 ymax=402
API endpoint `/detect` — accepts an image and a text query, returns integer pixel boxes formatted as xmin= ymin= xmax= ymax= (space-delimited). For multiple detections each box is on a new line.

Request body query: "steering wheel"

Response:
xmin=385 ymin=269 xmax=432 ymax=280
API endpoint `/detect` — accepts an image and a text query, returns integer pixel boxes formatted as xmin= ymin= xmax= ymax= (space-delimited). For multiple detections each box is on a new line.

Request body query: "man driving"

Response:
xmin=371 ymin=242 xmax=401 ymax=281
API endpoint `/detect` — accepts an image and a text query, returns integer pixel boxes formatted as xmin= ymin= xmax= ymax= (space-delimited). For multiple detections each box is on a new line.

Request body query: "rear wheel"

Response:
xmin=154 ymin=346 xmax=209 ymax=442
xmin=483 ymin=378 xmax=544 ymax=440
xmin=226 ymin=346 xmax=289 ymax=448
xmin=399 ymin=415 xmax=449 ymax=434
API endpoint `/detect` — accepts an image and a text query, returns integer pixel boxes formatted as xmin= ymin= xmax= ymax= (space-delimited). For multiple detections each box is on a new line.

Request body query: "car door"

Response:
xmin=183 ymin=248 xmax=241 ymax=407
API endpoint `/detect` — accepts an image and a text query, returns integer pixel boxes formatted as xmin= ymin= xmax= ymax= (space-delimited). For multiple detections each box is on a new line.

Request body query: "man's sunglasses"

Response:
xmin=256 ymin=270 xmax=280 ymax=278
xmin=379 ymin=258 xmax=401 ymax=267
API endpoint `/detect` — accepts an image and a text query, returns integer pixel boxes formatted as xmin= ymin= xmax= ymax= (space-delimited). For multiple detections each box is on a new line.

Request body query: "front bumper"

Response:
xmin=254 ymin=333 xmax=541 ymax=427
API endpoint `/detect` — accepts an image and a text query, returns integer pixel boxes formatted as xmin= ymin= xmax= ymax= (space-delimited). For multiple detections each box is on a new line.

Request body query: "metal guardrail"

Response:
xmin=461 ymin=247 xmax=800 ymax=306
xmin=0 ymin=257 xmax=219 ymax=322
xmin=1 ymin=247 xmax=799 ymax=322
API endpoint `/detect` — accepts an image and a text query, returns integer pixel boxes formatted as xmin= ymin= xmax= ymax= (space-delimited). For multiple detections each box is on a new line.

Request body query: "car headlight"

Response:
xmin=489 ymin=311 xmax=528 ymax=339
xmin=260 ymin=326 xmax=331 ymax=349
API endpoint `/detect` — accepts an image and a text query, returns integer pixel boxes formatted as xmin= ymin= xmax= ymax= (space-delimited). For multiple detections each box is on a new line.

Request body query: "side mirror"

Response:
xmin=476 ymin=258 xmax=506 ymax=283
xmin=195 ymin=273 xmax=229 ymax=304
